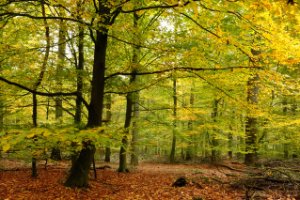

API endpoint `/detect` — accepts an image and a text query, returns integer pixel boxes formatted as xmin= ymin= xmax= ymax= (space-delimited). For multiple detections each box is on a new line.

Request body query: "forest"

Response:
xmin=0 ymin=0 xmax=300 ymax=199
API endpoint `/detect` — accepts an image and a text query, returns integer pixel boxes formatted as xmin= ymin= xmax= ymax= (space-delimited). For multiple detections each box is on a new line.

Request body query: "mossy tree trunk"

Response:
xmin=130 ymin=12 xmax=141 ymax=166
xmin=118 ymin=71 xmax=137 ymax=172
xmin=130 ymin=91 xmax=140 ymax=166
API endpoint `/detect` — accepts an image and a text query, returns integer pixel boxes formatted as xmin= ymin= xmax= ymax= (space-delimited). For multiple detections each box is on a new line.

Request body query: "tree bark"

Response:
xmin=170 ymin=77 xmax=177 ymax=163
xmin=31 ymin=0 xmax=50 ymax=177
xmin=130 ymin=91 xmax=139 ymax=166
xmin=51 ymin=10 xmax=66 ymax=161
xmin=130 ymin=12 xmax=141 ymax=166
xmin=211 ymin=98 xmax=220 ymax=163
xmin=0 ymin=97 xmax=3 ymax=132
xmin=104 ymin=94 xmax=112 ymax=162
xmin=282 ymin=97 xmax=289 ymax=159
xmin=74 ymin=4 xmax=84 ymax=125
xmin=118 ymin=72 xmax=136 ymax=172
xmin=186 ymin=84 xmax=194 ymax=161
xmin=244 ymin=74 xmax=259 ymax=165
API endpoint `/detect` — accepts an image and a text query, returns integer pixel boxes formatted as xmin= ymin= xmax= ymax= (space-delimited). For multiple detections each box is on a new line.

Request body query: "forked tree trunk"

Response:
xmin=65 ymin=1 xmax=110 ymax=187
xmin=64 ymin=142 xmax=95 ymax=187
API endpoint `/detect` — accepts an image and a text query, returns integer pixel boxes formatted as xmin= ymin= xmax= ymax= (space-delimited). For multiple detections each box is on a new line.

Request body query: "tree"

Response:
xmin=65 ymin=0 xmax=116 ymax=187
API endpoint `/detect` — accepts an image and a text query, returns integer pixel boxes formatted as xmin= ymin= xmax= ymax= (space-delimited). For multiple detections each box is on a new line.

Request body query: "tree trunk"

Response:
xmin=118 ymin=72 xmax=136 ymax=172
xmin=104 ymin=94 xmax=112 ymax=162
xmin=186 ymin=84 xmax=194 ymax=161
xmin=74 ymin=9 xmax=84 ymax=125
xmin=228 ymin=132 xmax=233 ymax=159
xmin=31 ymin=1 xmax=50 ymax=177
xmin=170 ymin=77 xmax=177 ymax=163
xmin=104 ymin=146 xmax=111 ymax=162
xmin=0 ymin=97 xmax=3 ymax=131
xmin=211 ymin=98 xmax=221 ymax=163
xmin=130 ymin=12 xmax=141 ymax=166
xmin=31 ymin=94 xmax=38 ymax=178
xmin=130 ymin=91 xmax=139 ymax=166
xmin=51 ymin=12 xmax=66 ymax=161
xmin=282 ymin=97 xmax=289 ymax=159
xmin=65 ymin=1 xmax=111 ymax=187
xmin=64 ymin=142 xmax=96 ymax=187
xmin=228 ymin=110 xmax=235 ymax=159
xmin=245 ymin=74 xmax=259 ymax=165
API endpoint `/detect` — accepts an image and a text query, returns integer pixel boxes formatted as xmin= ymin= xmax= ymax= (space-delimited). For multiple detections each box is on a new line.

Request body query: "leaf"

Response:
xmin=26 ymin=133 xmax=35 ymax=139
xmin=3 ymin=143 xmax=10 ymax=152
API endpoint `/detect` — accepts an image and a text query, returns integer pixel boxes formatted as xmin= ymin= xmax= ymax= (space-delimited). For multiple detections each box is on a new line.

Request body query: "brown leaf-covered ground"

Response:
xmin=0 ymin=160 xmax=297 ymax=200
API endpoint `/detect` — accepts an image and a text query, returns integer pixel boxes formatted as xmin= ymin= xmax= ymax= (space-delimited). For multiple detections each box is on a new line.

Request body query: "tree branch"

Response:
xmin=120 ymin=0 xmax=197 ymax=13
xmin=0 ymin=12 xmax=91 ymax=26
xmin=0 ymin=76 xmax=89 ymax=109
xmin=179 ymin=12 xmax=256 ymax=62
xmin=105 ymin=66 xmax=262 ymax=80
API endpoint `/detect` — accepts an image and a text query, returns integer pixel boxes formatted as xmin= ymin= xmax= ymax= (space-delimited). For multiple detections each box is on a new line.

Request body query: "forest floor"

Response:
xmin=0 ymin=159 xmax=299 ymax=200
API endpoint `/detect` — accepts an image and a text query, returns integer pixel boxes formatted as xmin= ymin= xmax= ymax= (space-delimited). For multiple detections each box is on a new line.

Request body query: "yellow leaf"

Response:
xmin=43 ymin=131 xmax=51 ymax=137
xmin=27 ymin=133 xmax=35 ymax=139
xmin=3 ymin=144 xmax=10 ymax=152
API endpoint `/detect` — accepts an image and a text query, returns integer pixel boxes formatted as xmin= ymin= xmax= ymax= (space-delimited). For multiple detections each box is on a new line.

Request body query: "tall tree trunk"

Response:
xmin=55 ymin=12 xmax=66 ymax=124
xmin=291 ymin=97 xmax=298 ymax=158
xmin=51 ymin=11 xmax=66 ymax=161
xmin=31 ymin=0 xmax=50 ymax=177
xmin=65 ymin=1 xmax=111 ymax=187
xmin=31 ymin=94 xmax=38 ymax=178
xmin=186 ymin=84 xmax=194 ymax=161
xmin=130 ymin=91 xmax=139 ymax=166
xmin=211 ymin=98 xmax=220 ymax=163
xmin=74 ymin=12 xmax=84 ymax=125
xmin=282 ymin=97 xmax=289 ymax=159
xmin=228 ymin=110 xmax=235 ymax=159
xmin=170 ymin=77 xmax=177 ymax=163
xmin=244 ymin=73 xmax=259 ymax=165
xmin=130 ymin=12 xmax=141 ymax=166
xmin=118 ymin=71 xmax=137 ymax=172
xmin=228 ymin=132 xmax=233 ymax=159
